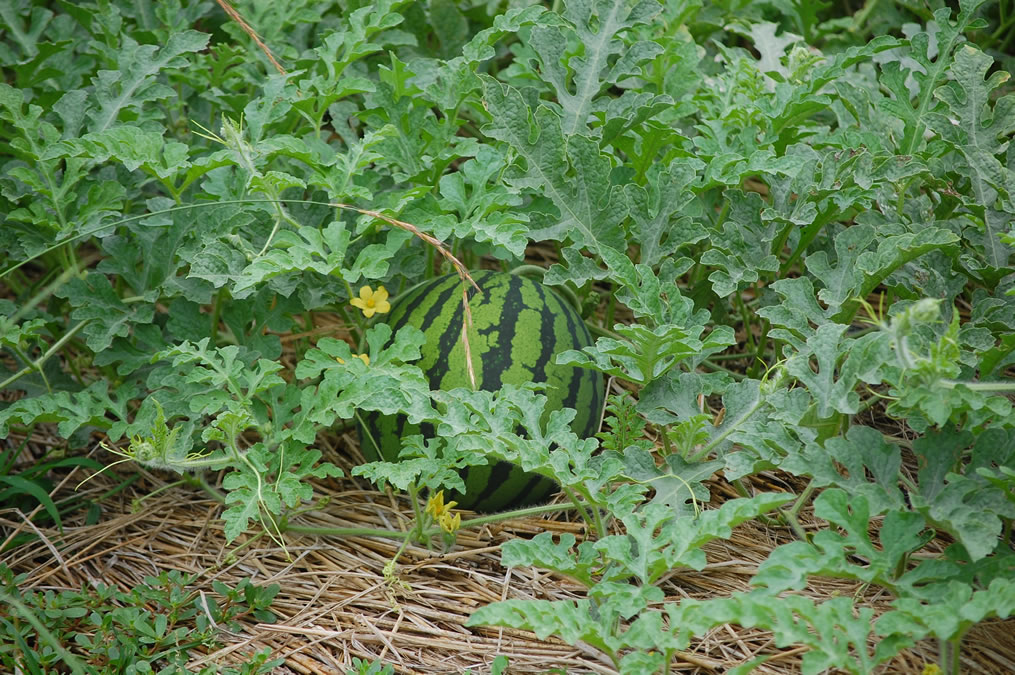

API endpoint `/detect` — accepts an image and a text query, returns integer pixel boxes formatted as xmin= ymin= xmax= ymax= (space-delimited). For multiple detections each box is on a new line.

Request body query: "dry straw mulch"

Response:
xmin=2 ymin=429 xmax=1015 ymax=675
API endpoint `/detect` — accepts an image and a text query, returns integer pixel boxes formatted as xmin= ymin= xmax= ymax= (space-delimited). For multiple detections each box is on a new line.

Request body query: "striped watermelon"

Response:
xmin=358 ymin=270 xmax=603 ymax=512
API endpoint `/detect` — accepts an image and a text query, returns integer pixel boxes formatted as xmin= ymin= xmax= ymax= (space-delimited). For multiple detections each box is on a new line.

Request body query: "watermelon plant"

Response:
xmin=358 ymin=270 xmax=604 ymax=511
xmin=1 ymin=0 xmax=1015 ymax=673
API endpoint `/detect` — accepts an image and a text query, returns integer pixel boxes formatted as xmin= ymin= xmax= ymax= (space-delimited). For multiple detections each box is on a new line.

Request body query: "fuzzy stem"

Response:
xmin=457 ymin=501 xmax=581 ymax=528
xmin=284 ymin=524 xmax=414 ymax=540
xmin=562 ymin=485 xmax=603 ymax=537
xmin=937 ymin=379 xmax=1015 ymax=392
xmin=189 ymin=474 xmax=227 ymax=503
xmin=783 ymin=481 xmax=816 ymax=541
xmin=0 ymin=320 xmax=90 ymax=392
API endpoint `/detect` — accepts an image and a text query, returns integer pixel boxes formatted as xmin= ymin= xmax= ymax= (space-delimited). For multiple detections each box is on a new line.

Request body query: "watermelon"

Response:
xmin=358 ymin=270 xmax=603 ymax=512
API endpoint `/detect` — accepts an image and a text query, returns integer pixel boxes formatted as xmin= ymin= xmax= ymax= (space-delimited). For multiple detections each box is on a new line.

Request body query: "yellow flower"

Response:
xmin=426 ymin=490 xmax=457 ymax=518
xmin=335 ymin=353 xmax=370 ymax=366
xmin=439 ymin=510 xmax=461 ymax=534
xmin=426 ymin=491 xmax=462 ymax=535
xmin=350 ymin=285 xmax=390 ymax=318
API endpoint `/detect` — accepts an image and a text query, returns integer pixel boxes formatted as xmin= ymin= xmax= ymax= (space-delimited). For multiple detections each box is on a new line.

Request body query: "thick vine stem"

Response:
xmin=508 ymin=264 xmax=549 ymax=278
xmin=285 ymin=524 xmax=414 ymax=540
xmin=261 ymin=501 xmax=584 ymax=543
xmin=511 ymin=264 xmax=583 ymax=313
xmin=0 ymin=320 xmax=90 ymax=391
xmin=937 ymin=379 xmax=1015 ymax=392
xmin=189 ymin=474 xmax=227 ymax=504
xmin=453 ymin=501 xmax=581 ymax=528
xmin=562 ymin=486 xmax=605 ymax=538
xmin=783 ymin=481 xmax=816 ymax=542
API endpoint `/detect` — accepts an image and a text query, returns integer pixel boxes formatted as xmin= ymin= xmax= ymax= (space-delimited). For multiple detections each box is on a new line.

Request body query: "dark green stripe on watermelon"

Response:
xmin=358 ymin=271 xmax=604 ymax=512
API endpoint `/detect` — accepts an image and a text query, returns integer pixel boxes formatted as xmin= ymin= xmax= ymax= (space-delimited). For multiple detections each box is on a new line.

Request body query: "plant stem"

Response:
xmin=407 ymin=484 xmax=427 ymax=539
xmin=938 ymin=379 xmax=1015 ymax=392
xmin=850 ymin=0 xmax=881 ymax=36
xmin=588 ymin=323 xmax=624 ymax=340
xmin=0 ymin=320 xmax=90 ymax=391
xmin=729 ymin=479 xmax=779 ymax=526
xmin=604 ymin=283 xmax=617 ymax=327
xmin=189 ymin=474 xmax=227 ymax=503
xmin=713 ymin=196 xmax=730 ymax=229
xmin=132 ymin=479 xmax=187 ymax=506
xmin=9 ymin=257 xmax=98 ymax=324
xmin=990 ymin=13 xmax=1015 ymax=44
xmin=699 ymin=358 xmax=745 ymax=380
xmin=734 ymin=291 xmax=756 ymax=354
xmin=660 ymin=425 xmax=673 ymax=456
xmin=209 ymin=288 xmax=225 ymax=342
xmin=749 ymin=318 xmax=770 ymax=380
xmin=783 ymin=481 xmax=816 ymax=541
xmin=940 ymin=631 xmax=967 ymax=675
xmin=771 ymin=222 xmax=793 ymax=261
xmin=563 ymin=486 xmax=603 ymax=537
xmin=780 ymin=208 xmax=832 ymax=275
xmin=284 ymin=524 xmax=413 ymax=539
xmin=457 ymin=501 xmax=581 ymax=528
xmin=509 ymin=264 xmax=548 ymax=278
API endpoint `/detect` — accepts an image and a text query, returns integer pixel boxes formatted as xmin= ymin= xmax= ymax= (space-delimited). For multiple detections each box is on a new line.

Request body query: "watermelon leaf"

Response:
xmin=597 ymin=245 xmax=698 ymax=325
xmin=470 ymin=495 xmax=792 ymax=664
xmin=752 ymin=490 xmax=929 ymax=594
xmin=425 ymin=383 xmax=629 ymax=509
xmin=480 ymin=77 xmax=628 ymax=251
xmin=780 ymin=425 xmax=907 ymax=514
xmin=54 ymin=274 xmax=156 ymax=353
xmin=230 ymin=222 xmax=352 ymax=298
xmin=907 ymin=429 xmax=1015 ymax=561
xmin=700 ymin=191 xmax=781 ymax=298
xmin=435 ymin=146 xmax=530 ymax=257
xmin=639 ymin=374 xmax=816 ymax=480
xmin=558 ymin=323 xmax=735 ymax=386
xmin=931 ymin=45 xmax=1015 ymax=271
xmin=876 ymin=1 xmax=989 ymax=156
xmin=802 ymin=221 xmax=959 ymax=321
xmin=87 ymin=30 xmax=210 ymax=133
xmin=500 ymin=532 xmax=600 ymax=588
xmin=620 ymin=448 xmax=721 ymax=518
xmin=666 ymin=593 xmax=912 ymax=674
xmin=881 ymin=578 xmax=1015 ymax=643
xmin=624 ymin=160 xmax=706 ymax=268
xmin=294 ymin=325 xmax=433 ymax=428
xmin=0 ymin=380 xmax=141 ymax=440
xmin=353 ymin=435 xmax=469 ymax=495
xmin=783 ymin=325 xmax=891 ymax=418
xmin=526 ymin=0 xmax=663 ymax=137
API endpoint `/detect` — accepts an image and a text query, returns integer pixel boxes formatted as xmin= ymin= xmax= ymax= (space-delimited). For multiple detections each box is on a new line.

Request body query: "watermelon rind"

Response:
xmin=359 ymin=270 xmax=603 ymax=512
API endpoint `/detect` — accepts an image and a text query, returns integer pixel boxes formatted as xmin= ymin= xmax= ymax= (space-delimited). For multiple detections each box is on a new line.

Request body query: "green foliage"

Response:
xmin=2 ymin=0 xmax=1014 ymax=672
xmin=470 ymin=495 xmax=791 ymax=671
xmin=0 ymin=564 xmax=281 ymax=674
xmin=346 ymin=658 xmax=396 ymax=675
xmin=0 ymin=436 xmax=104 ymax=550
xmin=560 ymin=320 xmax=735 ymax=386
